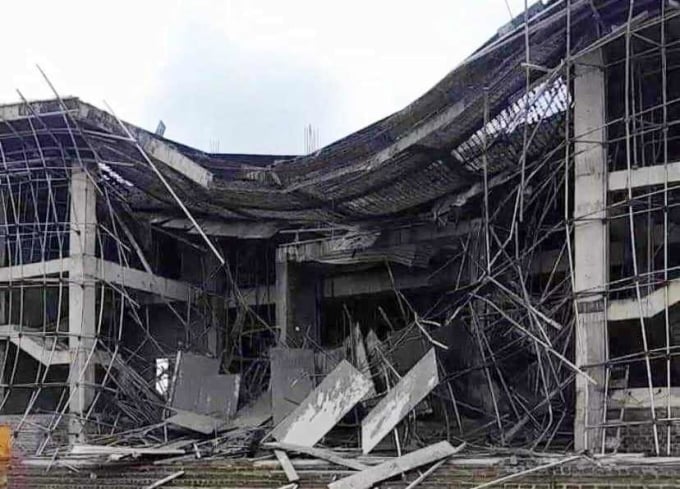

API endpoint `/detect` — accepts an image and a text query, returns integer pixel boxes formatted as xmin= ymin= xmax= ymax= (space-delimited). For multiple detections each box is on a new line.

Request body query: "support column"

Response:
xmin=275 ymin=255 xmax=320 ymax=347
xmin=0 ymin=190 xmax=7 ymax=404
xmin=68 ymin=169 xmax=97 ymax=441
xmin=573 ymin=50 xmax=608 ymax=452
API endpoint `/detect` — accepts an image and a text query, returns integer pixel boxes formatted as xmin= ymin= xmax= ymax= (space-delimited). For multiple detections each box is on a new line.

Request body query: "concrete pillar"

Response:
xmin=275 ymin=257 xmax=320 ymax=347
xmin=0 ymin=191 xmax=7 ymax=404
xmin=573 ymin=50 xmax=608 ymax=452
xmin=68 ymin=168 xmax=97 ymax=441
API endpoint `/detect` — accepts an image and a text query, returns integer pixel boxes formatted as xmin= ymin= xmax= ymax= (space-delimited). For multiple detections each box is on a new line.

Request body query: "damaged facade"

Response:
xmin=5 ymin=1 xmax=680 ymax=487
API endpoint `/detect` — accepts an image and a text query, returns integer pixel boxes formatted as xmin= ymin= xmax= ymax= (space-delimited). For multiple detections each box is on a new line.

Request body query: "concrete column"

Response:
xmin=0 ymin=191 xmax=7 ymax=404
xmin=68 ymin=168 xmax=97 ymax=441
xmin=275 ymin=257 xmax=320 ymax=347
xmin=573 ymin=50 xmax=608 ymax=452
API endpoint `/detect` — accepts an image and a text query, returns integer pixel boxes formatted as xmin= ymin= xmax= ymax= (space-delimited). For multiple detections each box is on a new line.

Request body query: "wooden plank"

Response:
xmin=327 ymin=441 xmax=462 ymax=489
xmin=361 ymin=348 xmax=439 ymax=454
xmin=270 ymin=347 xmax=315 ymax=425
xmin=275 ymin=449 xmax=299 ymax=482
xmin=271 ymin=360 xmax=373 ymax=446
xmin=263 ymin=441 xmax=369 ymax=471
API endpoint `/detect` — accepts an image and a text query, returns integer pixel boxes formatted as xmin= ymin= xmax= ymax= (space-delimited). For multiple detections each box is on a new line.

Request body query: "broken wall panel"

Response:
xmin=270 ymin=347 xmax=315 ymax=425
xmin=199 ymin=374 xmax=241 ymax=417
xmin=171 ymin=353 xmax=221 ymax=414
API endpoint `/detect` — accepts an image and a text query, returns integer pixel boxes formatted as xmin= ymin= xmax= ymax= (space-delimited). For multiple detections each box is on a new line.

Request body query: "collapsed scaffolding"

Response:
xmin=1 ymin=1 xmax=680 ymax=485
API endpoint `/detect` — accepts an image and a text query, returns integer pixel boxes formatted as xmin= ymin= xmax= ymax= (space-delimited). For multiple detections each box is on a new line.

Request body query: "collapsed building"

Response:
xmin=7 ymin=0 xmax=680 ymax=487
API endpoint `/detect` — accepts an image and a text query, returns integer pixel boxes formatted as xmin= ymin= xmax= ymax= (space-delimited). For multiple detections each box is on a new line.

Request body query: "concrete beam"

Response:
xmin=0 ymin=258 xmax=71 ymax=282
xmin=277 ymin=219 xmax=481 ymax=266
xmin=230 ymin=268 xmax=434 ymax=308
xmin=608 ymin=280 xmax=680 ymax=322
xmin=0 ymin=257 xmax=193 ymax=303
xmin=76 ymin=102 xmax=213 ymax=189
xmin=609 ymin=161 xmax=680 ymax=191
xmin=93 ymin=258 xmax=193 ymax=302
xmin=0 ymin=98 xmax=213 ymax=189
xmin=609 ymin=387 xmax=680 ymax=409
xmin=0 ymin=325 xmax=110 ymax=367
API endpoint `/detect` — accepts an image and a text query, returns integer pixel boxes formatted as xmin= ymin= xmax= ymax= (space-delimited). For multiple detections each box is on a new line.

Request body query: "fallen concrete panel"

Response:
xmin=328 ymin=441 xmax=461 ymax=489
xmin=271 ymin=360 xmax=373 ymax=446
xmin=270 ymin=347 xmax=315 ymax=425
xmin=361 ymin=348 xmax=439 ymax=454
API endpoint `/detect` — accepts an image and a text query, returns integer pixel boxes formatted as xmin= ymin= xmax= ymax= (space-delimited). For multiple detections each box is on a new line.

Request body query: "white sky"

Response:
xmin=1 ymin=0 xmax=531 ymax=154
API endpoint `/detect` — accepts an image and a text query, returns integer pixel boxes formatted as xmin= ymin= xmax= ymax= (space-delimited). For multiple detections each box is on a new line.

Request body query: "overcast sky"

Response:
xmin=1 ymin=0 xmax=531 ymax=155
